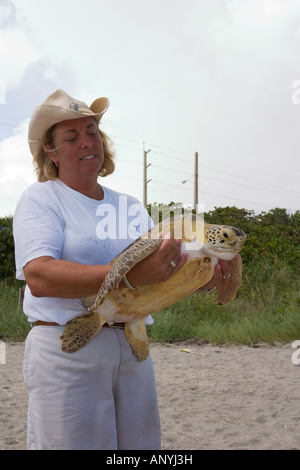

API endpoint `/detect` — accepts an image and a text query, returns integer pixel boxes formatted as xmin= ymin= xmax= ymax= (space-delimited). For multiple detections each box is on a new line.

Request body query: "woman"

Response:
xmin=13 ymin=89 xmax=232 ymax=450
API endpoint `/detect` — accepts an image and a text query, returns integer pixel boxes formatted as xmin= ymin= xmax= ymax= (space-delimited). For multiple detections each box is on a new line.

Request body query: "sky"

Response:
xmin=0 ymin=0 xmax=300 ymax=218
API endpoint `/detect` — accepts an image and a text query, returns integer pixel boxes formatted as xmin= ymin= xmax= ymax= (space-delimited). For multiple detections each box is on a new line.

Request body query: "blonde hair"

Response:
xmin=33 ymin=120 xmax=115 ymax=182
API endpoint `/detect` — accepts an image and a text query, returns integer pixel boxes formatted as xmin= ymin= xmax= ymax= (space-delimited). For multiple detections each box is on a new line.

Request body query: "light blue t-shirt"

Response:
xmin=13 ymin=179 xmax=153 ymax=324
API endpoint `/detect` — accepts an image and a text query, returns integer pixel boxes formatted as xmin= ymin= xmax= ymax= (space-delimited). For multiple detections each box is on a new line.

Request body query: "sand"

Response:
xmin=0 ymin=340 xmax=299 ymax=450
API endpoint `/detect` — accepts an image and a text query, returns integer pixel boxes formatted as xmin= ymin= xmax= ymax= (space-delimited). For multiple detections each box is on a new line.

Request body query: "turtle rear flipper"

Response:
xmin=60 ymin=312 xmax=107 ymax=353
xmin=124 ymin=320 xmax=149 ymax=361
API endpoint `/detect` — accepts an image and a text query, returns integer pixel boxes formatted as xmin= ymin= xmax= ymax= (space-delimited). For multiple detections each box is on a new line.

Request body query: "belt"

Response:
xmin=34 ymin=320 xmax=125 ymax=329
xmin=103 ymin=323 xmax=125 ymax=329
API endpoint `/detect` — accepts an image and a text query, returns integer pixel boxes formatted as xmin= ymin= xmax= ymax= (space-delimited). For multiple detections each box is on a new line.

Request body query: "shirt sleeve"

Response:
xmin=13 ymin=185 xmax=64 ymax=280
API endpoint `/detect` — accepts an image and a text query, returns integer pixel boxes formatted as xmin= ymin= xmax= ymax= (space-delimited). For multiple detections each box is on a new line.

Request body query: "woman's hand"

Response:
xmin=200 ymin=254 xmax=242 ymax=293
xmin=126 ymin=233 xmax=188 ymax=288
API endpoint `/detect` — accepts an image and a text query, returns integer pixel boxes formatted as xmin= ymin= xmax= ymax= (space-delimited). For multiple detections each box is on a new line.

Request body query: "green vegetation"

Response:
xmin=0 ymin=280 xmax=31 ymax=340
xmin=148 ymin=261 xmax=300 ymax=345
xmin=0 ymin=216 xmax=15 ymax=280
xmin=147 ymin=205 xmax=300 ymax=345
xmin=1 ymin=206 xmax=299 ymax=344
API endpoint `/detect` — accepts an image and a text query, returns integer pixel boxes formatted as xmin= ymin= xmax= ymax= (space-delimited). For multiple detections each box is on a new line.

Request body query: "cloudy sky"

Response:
xmin=0 ymin=0 xmax=300 ymax=218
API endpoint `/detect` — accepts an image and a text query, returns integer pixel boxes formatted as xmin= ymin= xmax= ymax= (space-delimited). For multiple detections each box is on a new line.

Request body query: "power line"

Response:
xmin=149 ymin=179 xmax=275 ymax=208
xmin=114 ymin=145 xmax=300 ymax=198
xmin=146 ymin=142 xmax=193 ymax=159
xmin=1 ymin=116 xmax=298 ymax=188
xmin=114 ymin=143 xmax=142 ymax=151
xmin=148 ymin=148 xmax=300 ymax=188
xmin=196 ymin=164 xmax=300 ymax=196
xmin=113 ymin=136 xmax=144 ymax=146
xmin=150 ymin=163 xmax=193 ymax=178
xmin=147 ymin=168 xmax=300 ymax=199
xmin=150 ymin=150 xmax=193 ymax=166
xmin=117 ymin=145 xmax=300 ymax=197
xmin=0 ymin=117 xmax=299 ymax=209
xmin=147 ymin=155 xmax=300 ymax=197
xmin=115 ymin=143 xmax=299 ymax=206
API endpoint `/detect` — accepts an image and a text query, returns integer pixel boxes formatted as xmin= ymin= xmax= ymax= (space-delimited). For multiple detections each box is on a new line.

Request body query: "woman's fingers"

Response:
xmin=130 ymin=234 xmax=186 ymax=286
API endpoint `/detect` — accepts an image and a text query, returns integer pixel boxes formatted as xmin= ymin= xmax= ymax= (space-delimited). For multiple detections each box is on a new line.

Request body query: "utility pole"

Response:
xmin=182 ymin=151 xmax=199 ymax=212
xmin=143 ymin=142 xmax=151 ymax=207
xmin=194 ymin=152 xmax=198 ymax=213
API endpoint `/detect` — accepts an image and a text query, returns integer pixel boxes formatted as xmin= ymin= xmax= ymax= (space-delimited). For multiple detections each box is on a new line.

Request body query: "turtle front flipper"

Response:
xmin=60 ymin=312 xmax=107 ymax=353
xmin=124 ymin=320 xmax=149 ymax=361
xmin=83 ymin=295 xmax=97 ymax=309
xmin=90 ymin=237 xmax=163 ymax=311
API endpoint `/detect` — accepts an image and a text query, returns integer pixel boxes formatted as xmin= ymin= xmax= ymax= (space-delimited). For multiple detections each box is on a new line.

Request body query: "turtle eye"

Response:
xmin=223 ymin=232 xmax=229 ymax=239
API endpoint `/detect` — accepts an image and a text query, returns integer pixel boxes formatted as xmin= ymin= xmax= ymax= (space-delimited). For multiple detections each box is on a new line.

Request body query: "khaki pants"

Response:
xmin=23 ymin=325 xmax=161 ymax=450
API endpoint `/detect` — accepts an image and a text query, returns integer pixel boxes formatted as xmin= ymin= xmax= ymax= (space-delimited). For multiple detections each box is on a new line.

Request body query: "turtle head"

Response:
xmin=204 ymin=224 xmax=246 ymax=259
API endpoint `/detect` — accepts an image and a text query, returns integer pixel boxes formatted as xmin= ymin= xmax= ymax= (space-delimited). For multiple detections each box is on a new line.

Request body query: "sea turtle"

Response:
xmin=60 ymin=213 xmax=246 ymax=360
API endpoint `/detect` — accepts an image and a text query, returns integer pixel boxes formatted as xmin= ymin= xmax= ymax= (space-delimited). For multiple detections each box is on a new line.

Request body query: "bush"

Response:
xmin=1 ymin=207 xmax=299 ymax=283
xmin=147 ymin=205 xmax=300 ymax=271
xmin=0 ymin=216 xmax=15 ymax=280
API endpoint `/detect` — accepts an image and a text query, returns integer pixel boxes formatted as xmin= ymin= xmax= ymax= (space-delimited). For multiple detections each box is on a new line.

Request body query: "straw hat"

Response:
xmin=28 ymin=89 xmax=109 ymax=157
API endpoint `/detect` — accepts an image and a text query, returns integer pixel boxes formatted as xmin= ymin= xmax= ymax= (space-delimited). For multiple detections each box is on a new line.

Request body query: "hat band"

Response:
xmin=72 ymin=106 xmax=95 ymax=115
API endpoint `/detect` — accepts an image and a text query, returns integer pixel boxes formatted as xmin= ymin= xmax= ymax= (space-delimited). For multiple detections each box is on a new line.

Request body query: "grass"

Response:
xmin=147 ymin=262 xmax=300 ymax=346
xmin=0 ymin=280 xmax=31 ymax=341
xmin=1 ymin=262 xmax=300 ymax=345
